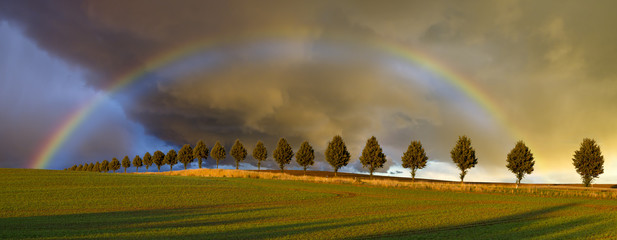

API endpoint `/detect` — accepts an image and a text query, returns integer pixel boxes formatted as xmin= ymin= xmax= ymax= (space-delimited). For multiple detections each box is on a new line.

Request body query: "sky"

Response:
xmin=1 ymin=0 xmax=617 ymax=183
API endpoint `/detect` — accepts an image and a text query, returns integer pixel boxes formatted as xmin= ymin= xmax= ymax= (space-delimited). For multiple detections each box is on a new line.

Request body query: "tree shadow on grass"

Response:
xmin=356 ymin=202 xmax=613 ymax=240
xmin=0 ymin=206 xmax=280 ymax=239
xmin=2 ymin=202 xmax=614 ymax=239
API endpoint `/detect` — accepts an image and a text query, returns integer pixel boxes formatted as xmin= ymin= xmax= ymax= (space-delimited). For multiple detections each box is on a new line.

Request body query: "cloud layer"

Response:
xmin=2 ymin=0 xmax=617 ymax=182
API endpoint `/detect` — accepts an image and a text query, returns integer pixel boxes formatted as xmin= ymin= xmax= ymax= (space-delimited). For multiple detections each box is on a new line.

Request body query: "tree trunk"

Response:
xmin=304 ymin=167 xmax=307 ymax=175
xmin=216 ymin=160 xmax=219 ymax=169
xmin=411 ymin=168 xmax=416 ymax=183
xmin=124 ymin=168 xmax=127 ymax=173
xmin=170 ymin=165 xmax=173 ymax=172
xmin=334 ymin=168 xmax=338 ymax=177
xmin=370 ymin=170 xmax=373 ymax=179
xmin=199 ymin=159 xmax=202 ymax=168
xmin=236 ymin=162 xmax=239 ymax=170
xmin=258 ymin=162 xmax=261 ymax=172
xmin=184 ymin=164 xmax=187 ymax=170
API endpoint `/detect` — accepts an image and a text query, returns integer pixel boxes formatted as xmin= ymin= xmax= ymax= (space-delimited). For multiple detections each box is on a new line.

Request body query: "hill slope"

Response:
xmin=1 ymin=168 xmax=617 ymax=239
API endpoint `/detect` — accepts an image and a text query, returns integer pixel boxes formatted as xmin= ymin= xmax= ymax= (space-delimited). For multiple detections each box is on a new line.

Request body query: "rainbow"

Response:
xmin=30 ymin=29 xmax=516 ymax=169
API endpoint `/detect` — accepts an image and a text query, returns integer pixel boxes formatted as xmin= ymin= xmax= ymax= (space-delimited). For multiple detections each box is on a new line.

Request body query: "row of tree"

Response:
xmin=66 ymin=136 xmax=605 ymax=187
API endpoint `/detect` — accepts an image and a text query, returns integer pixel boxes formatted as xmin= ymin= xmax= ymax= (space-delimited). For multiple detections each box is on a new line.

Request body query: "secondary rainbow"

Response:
xmin=30 ymin=30 xmax=515 ymax=169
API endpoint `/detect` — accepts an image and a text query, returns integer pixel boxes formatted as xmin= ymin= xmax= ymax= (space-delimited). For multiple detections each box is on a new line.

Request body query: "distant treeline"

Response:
xmin=66 ymin=136 xmax=605 ymax=187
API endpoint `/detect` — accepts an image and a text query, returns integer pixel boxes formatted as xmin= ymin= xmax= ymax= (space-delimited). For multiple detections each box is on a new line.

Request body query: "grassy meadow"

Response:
xmin=1 ymin=168 xmax=617 ymax=239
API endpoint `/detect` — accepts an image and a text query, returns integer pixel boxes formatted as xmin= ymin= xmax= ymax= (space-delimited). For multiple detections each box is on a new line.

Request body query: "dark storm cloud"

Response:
xmin=2 ymin=0 xmax=617 ymax=181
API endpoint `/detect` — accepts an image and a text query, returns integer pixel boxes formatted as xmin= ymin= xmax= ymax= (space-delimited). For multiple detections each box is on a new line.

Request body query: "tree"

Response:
xmin=143 ymin=152 xmax=153 ymax=171
xmin=153 ymin=150 xmax=165 ymax=171
xmin=252 ymin=141 xmax=268 ymax=171
xmin=77 ymin=164 xmax=83 ymax=171
xmin=94 ymin=162 xmax=101 ymax=172
xmin=450 ymin=136 xmax=478 ymax=183
xmin=401 ymin=140 xmax=428 ymax=182
xmin=110 ymin=158 xmax=121 ymax=173
xmin=164 ymin=149 xmax=178 ymax=171
xmin=122 ymin=156 xmax=131 ymax=173
xmin=70 ymin=164 xmax=77 ymax=171
xmin=210 ymin=141 xmax=226 ymax=169
xmin=193 ymin=140 xmax=209 ymax=169
xmin=506 ymin=141 xmax=535 ymax=188
xmin=101 ymin=160 xmax=109 ymax=173
xmin=360 ymin=136 xmax=387 ymax=178
xmin=295 ymin=141 xmax=314 ymax=174
xmin=273 ymin=138 xmax=294 ymax=173
xmin=133 ymin=155 xmax=143 ymax=172
xmin=231 ymin=139 xmax=247 ymax=170
xmin=178 ymin=144 xmax=194 ymax=170
xmin=573 ymin=138 xmax=604 ymax=187
xmin=325 ymin=135 xmax=350 ymax=176
xmin=87 ymin=163 xmax=94 ymax=171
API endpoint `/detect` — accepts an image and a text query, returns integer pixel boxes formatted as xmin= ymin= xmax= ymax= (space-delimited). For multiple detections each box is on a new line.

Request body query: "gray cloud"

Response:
xmin=2 ymin=1 xmax=617 ymax=181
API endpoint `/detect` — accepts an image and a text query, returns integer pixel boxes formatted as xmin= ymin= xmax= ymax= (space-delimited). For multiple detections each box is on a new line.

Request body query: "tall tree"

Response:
xmin=506 ymin=141 xmax=535 ymax=188
xmin=401 ymin=140 xmax=428 ymax=182
xmin=273 ymin=138 xmax=294 ymax=173
xmin=70 ymin=164 xmax=77 ymax=171
xmin=450 ymin=136 xmax=478 ymax=183
xmin=359 ymin=136 xmax=387 ymax=178
xmin=573 ymin=138 xmax=604 ymax=187
xmin=122 ymin=156 xmax=131 ymax=173
xmin=325 ymin=135 xmax=350 ymax=176
xmin=77 ymin=164 xmax=83 ymax=171
xmin=178 ymin=144 xmax=194 ymax=170
xmin=210 ymin=141 xmax=226 ymax=169
xmin=94 ymin=162 xmax=101 ymax=172
xmin=110 ymin=158 xmax=121 ymax=173
xmin=193 ymin=140 xmax=209 ymax=169
xmin=153 ymin=150 xmax=165 ymax=172
xmin=231 ymin=139 xmax=247 ymax=170
xmin=87 ymin=163 xmax=95 ymax=171
xmin=164 ymin=149 xmax=178 ymax=171
xmin=252 ymin=141 xmax=268 ymax=171
xmin=295 ymin=141 xmax=314 ymax=175
xmin=143 ymin=152 xmax=153 ymax=171
xmin=133 ymin=155 xmax=143 ymax=172
xmin=101 ymin=160 xmax=109 ymax=173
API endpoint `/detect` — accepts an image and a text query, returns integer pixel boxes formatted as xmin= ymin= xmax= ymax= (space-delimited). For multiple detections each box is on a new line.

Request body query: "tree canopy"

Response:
xmin=164 ymin=149 xmax=178 ymax=171
xmin=506 ymin=141 xmax=534 ymax=187
xmin=401 ymin=140 xmax=428 ymax=182
xmin=152 ymin=150 xmax=165 ymax=171
xmin=295 ymin=141 xmax=315 ymax=174
xmin=101 ymin=160 xmax=109 ymax=173
xmin=193 ymin=140 xmax=209 ymax=169
xmin=252 ymin=141 xmax=268 ymax=171
xmin=450 ymin=136 xmax=478 ymax=183
xmin=133 ymin=155 xmax=143 ymax=172
xmin=143 ymin=152 xmax=153 ymax=170
xmin=122 ymin=156 xmax=131 ymax=173
xmin=178 ymin=144 xmax=194 ymax=170
xmin=110 ymin=158 xmax=121 ymax=173
xmin=210 ymin=141 xmax=226 ymax=169
xmin=573 ymin=138 xmax=604 ymax=187
xmin=325 ymin=135 xmax=350 ymax=176
xmin=231 ymin=139 xmax=248 ymax=170
xmin=359 ymin=136 xmax=387 ymax=178
xmin=273 ymin=138 xmax=294 ymax=172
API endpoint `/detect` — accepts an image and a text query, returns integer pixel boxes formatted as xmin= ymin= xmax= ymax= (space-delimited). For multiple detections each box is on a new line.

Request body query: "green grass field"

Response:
xmin=1 ymin=169 xmax=616 ymax=239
